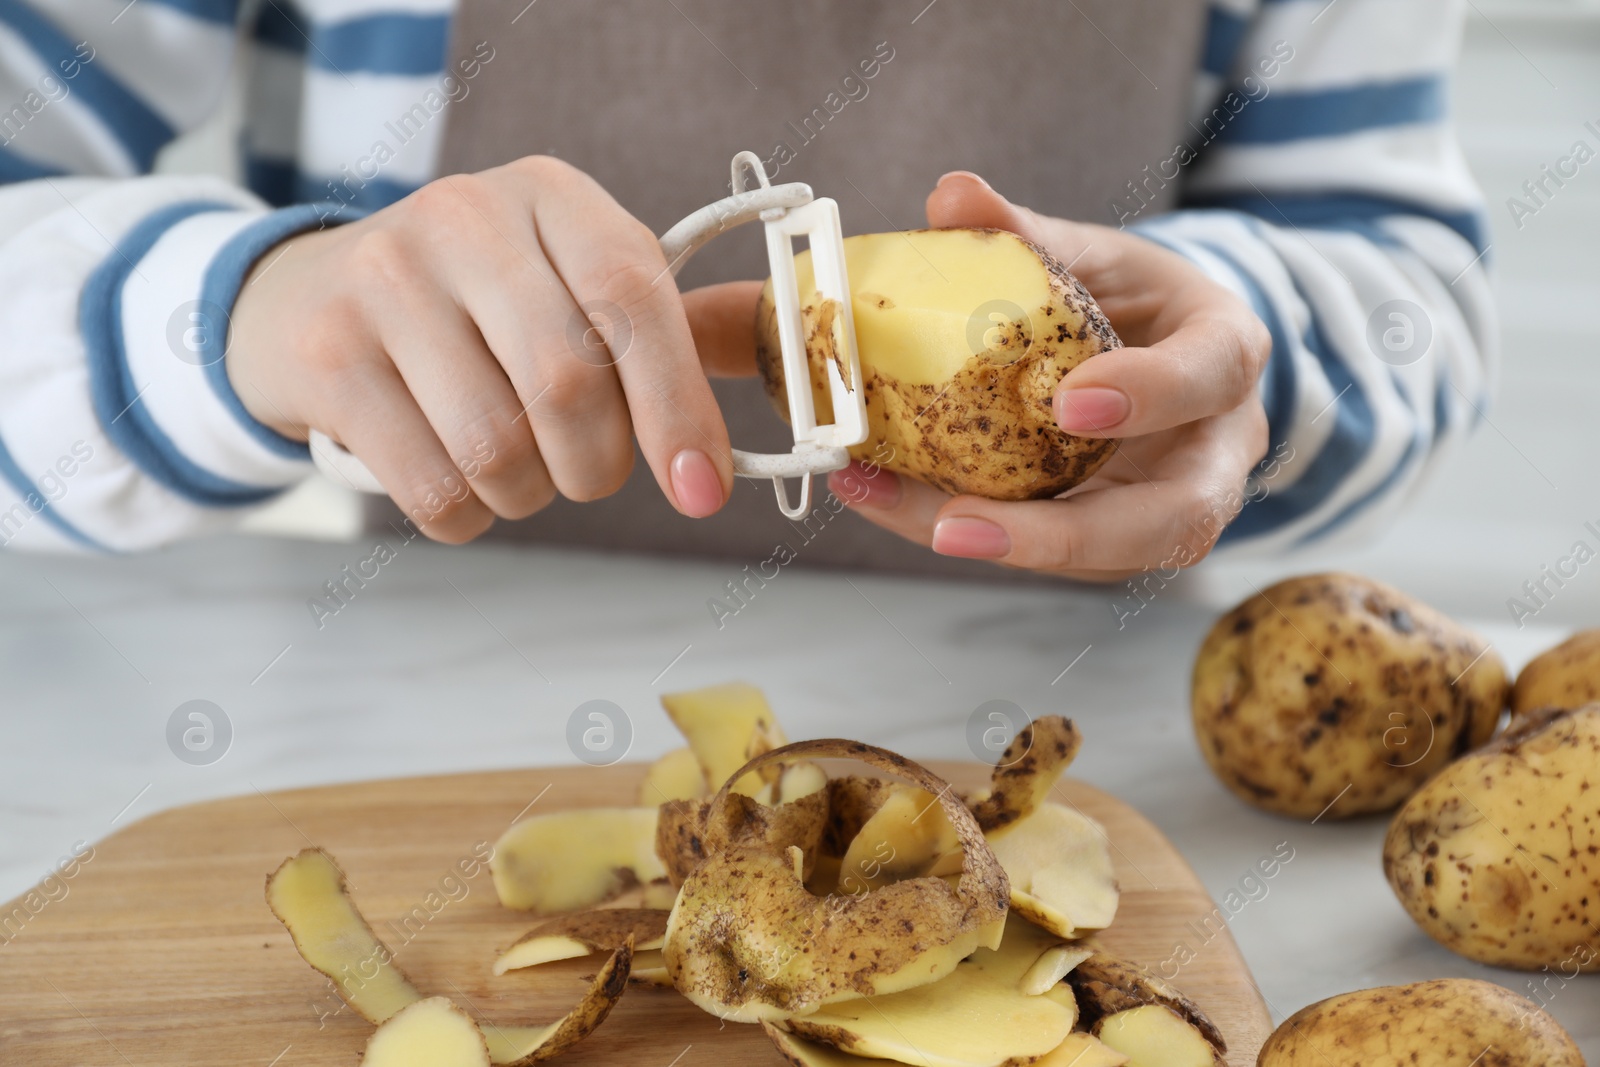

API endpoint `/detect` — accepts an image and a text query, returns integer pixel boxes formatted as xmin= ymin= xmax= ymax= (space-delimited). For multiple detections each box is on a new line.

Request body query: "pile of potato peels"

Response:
xmin=266 ymin=683 xmax=1227 ymax=1067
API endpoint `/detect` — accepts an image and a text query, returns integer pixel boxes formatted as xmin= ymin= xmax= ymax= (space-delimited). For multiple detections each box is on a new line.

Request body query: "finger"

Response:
xmin=683 ymin=280 xmax=763 ymax=377
xmin=317 ymin=365 xmax=494 ymax=544
xmin=524 ymin=159 xmax=732 ymax=517
xmin=1054 ymin=311 xmax=1269 ymax=438
xmin=423 ymin=171 xmax=638 ymax=506
xmin=825 ymin=462 xmax=948 ymax=547
xmin=924 ymin=171 xmax=1100 ymax=271
xmin=930 ymin=408 xmax=1263 ymax=573
xmin=377 ymin=285 xmax=556 ymax=520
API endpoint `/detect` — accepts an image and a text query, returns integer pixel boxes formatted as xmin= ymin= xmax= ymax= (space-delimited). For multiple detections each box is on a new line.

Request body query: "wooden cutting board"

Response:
xmin=0 ymin=763 xmax=1272 ymax=1065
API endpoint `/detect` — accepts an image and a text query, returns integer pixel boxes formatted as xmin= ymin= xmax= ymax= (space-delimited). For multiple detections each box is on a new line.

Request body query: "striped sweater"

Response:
xmin=0 ymin=0 xmax=1492 ymax=554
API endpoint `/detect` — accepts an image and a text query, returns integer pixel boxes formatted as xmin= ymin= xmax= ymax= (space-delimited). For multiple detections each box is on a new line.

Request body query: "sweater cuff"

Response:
xmin=85 ymin=200 xmax=355 ymax=506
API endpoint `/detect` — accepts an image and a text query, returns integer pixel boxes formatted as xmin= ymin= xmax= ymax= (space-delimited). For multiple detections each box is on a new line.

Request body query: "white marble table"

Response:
xmin=2 ymin=527 xmax=1596 ymax=1058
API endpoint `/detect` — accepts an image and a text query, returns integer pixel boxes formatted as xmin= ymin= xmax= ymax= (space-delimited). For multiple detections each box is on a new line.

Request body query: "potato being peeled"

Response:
xmin=1191 ymin=573 xmax=1508 ymax=819
xmin=755 ymin=228 xmax=1120 ymax=501
xmin=1257 ymin=979 xmax=1583 ymax=1065
xmin=1512 ymin=628 xmax=1600 ymax=716
xmin=1384 ymin=704 xmax=1600 ymax=970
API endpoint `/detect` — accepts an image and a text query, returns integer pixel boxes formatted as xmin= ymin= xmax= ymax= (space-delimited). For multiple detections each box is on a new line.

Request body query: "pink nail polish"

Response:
xmin=932 ymin=516 xmax=1011 ymax=559
xmin=1055 ymin=387 xmax=1130 ymax=434
xmin=670 ymin=449 xmax=724 ymax=517
xmin=828 ymin=462 xmax=902 ymax=508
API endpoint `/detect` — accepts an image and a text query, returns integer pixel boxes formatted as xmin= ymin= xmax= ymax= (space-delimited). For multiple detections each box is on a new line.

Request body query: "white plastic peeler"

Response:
xmin=308 ymin=150 xmax=868 ymax=521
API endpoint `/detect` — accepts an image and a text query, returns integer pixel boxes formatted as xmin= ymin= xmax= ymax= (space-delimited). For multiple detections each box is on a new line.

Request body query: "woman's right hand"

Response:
xmin=227 ymin=155 xmax=741 ymax=542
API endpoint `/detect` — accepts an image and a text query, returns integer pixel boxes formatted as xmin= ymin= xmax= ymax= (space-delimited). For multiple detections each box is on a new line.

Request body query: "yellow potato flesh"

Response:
xmin=837 ymin=784 xmax=961 ymax=893
xmin=361 ymin=998 xmax=489 ymax=1067
xmin=638 ymin=746 xmax=708 ymax=806
xmin=1096 ymin=1006 xmax=1213 ymax=1067
xmin=1034 ymin=1033 xmax=1129 ymax=1067
xmin=1022 ymin=945 xmax=1094 ymax=996
xmin=661 ymin=682 xmax=789 ymax=795
xmin=265 ymin=849 xmax=422 ymax=1024
xmin=787 ymin=230 xmax=1057 ymax=386
xmin=783 ymin=960 xmax=1076 ymax=1067
xmin=493 ymin=910 xmax=667 ymax=974
xmin=764 ymin=1025 xmax=879 ymax=1067
xmin=987 ymin=803 xmax=1119 ymax=937
xmin=492 ymin=807 xmax=665 ymax=913
xmin=963 ymin=913 xmax=1073 ymax=993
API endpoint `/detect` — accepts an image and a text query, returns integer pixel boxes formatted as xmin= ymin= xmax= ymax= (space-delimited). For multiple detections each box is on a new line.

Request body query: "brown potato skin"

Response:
xmin=1512 ymin=628 xmax=1600 ymax=717
xmin=1383 ymin=704 xmax=1600 ymax=970
xmin=1191 ymin=573 xmax=1509 ymax=820
xmin=754 ymin=228 xmax=1120 ymax=501
xmin=1257 ymin=979 xmax=1583 ymax=1065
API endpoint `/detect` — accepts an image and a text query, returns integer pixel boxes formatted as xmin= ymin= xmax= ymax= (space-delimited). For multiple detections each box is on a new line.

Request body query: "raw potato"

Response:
xmin=361 ymin=998 xmax=490 ymax=1067
xmin=963 ymin=913 xmax=1083 ymax=1001
xmin=1384 ymin=704 xmax=1600 ymax=969
xmin=968 ymin=716 xmax=1083 ymax=833
xmin=1192 ymin=573 xmax=1509 ymax=819
xmin=764 ymin=1024 xmax=883 ymax=1067
xmin=779 ymin=958 xmax=1077 ymax=1067
xmin=664 ymin=739 xmax=1009 ymax=1022
xmin=1095 ymin=1005 xmax=1217 ymax=1067
xmin=1512 ymin=628 xmax=1600 ymax=716
xmin=492 ymin=807 xmax=666 ymax=912
xmin=638 ymin=747 xmax=707 ymax=806
xmin=1033 ymin=1034 xmax=1128 ymax=1067
xmin=478 ymin=944 xmax=633 ymax=1065
xmin=837 ymin=783 xmax=961 ymax=892
xmin=661 ymin=681 xmax=789 ymax=796
xmin=1067 ymin=951 xmax=1226 ymax=1056
xmin=986 ymin=802 xmax=1119 ymax=937
xmin=265 ymin=848 xmax=423 ymax=1024
xmin=656 ymin=785 xmax=830 ymax=887
xmin=267 ymin=848 xmax=632 ymax=1066
xmin=493 ymin=908 xmax=667 ymax=974
xmin=1256 ymin=979 xmax=1583 ymax=1065
xmin=755 ymin=228 xmax=1120 ymax=501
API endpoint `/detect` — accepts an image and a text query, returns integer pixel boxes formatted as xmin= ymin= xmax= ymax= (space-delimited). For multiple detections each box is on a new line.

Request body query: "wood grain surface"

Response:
xmin=0 ymin=762 xmax=1271 ymax=1065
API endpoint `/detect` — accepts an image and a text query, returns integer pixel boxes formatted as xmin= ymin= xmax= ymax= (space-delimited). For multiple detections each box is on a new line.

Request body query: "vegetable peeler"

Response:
xmin=308 ymin=150 xmax=868 ymax=521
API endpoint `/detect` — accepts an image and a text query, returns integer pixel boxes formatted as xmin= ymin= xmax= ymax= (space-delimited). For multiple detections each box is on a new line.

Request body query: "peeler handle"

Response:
xmin=309 ymin=152 xmax=855 ymax=519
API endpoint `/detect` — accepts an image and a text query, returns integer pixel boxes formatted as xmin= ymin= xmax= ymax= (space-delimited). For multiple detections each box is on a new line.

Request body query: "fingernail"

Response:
xmin=938 ymin=170 xmax=992 ymax=190
xmin=671 ymin=449 xmax=724 ymax=517
xmin=932 ymin=516 xmax=1010 ymax=559
xmin=828 ymin=462 xmax=902 ymax=508
xmin=1055 ymin=386 xmax=1130 ymax=434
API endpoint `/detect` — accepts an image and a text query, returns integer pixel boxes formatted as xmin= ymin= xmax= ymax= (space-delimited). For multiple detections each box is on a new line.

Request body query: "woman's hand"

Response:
xmin=227 ymin=156 xmax=740 ymax=542
xmin=828 ymin=172 xmax=1272 ymax=582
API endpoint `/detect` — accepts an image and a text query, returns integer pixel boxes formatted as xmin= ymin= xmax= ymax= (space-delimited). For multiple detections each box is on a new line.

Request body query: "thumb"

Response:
xmin=681 ymin=280 xmax=763 ymax=378
xmin=925 ymin=171 xmax=1047 ymax=243
xmin=925 ymin=172 xmax=1095 ymax=268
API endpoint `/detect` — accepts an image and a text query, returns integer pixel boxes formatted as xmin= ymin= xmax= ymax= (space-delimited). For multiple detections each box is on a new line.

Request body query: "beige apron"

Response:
xmin=379 ymin=0 xmax=1207 ymax=577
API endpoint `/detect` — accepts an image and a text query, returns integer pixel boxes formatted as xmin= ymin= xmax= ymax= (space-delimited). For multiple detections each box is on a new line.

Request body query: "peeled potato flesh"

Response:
xmin=986 ymin=802 xmax=1119 ymax=937
xmin=780 ymin=958 xmax=1076 ymax=1067
xmin=1033 ymin=1034 xmax=1129 ymax=1067
xmin=492 ymin=807 xmax=666 ymax=913
xmin=755 ymin=228 xmax=1121 ymax=501
xmin=661 ymin=682 xmax=789 ymax=795
xmin=493 ymin=909 xmax=667 ymax=974
xmin=638 ymin=746 xmax=707 ymax=806
xmin=1094 ymin=1005 xmax=1216 ymax=1067
xmin=837 ymin=783 xmax=962 ymax=893
xmin=265 ymin=848 xmax=423 ymax=1024
xmin=361 ymin=998 xmax=490 ymax=1067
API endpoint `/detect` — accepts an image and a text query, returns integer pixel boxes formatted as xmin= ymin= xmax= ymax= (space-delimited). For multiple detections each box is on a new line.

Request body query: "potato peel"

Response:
xmin=480 ymin=941 xmax=633 ymax=1065
xmin=968 ymin=717 xmax=1083 ymax=833
xmin=494 ymin=908 xmax=668 ymax=975
xmin=1067 ymin=951 xmax=1225 ymax=1056
xmin=664 ymin=739 xmax=1010 ymax=1022
xmin=266 ymin=848 xmax=424 ymax=1025
xmin=492 ymin=807 xmax=666 ymax=913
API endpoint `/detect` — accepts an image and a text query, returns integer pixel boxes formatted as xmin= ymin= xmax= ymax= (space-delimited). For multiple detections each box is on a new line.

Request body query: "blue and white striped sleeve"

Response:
xmin=0 ymin=0 xmax=318 ymax=553
xmin=1132 ymin=0 xmax=1492 ymax=554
